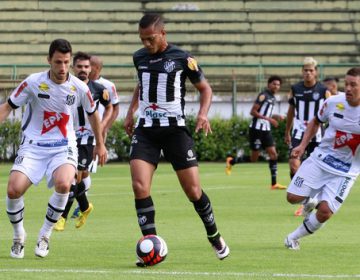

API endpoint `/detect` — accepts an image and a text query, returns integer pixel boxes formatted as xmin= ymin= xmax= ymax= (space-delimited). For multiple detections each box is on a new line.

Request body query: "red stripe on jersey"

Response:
xmin=86 ymin=90 xmax=95 ymax=107
xmin=14 ymin=81 xmax=28 ymax=97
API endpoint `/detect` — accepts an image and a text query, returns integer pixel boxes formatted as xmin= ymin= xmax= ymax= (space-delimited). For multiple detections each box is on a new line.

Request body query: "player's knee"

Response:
xmin=286 ymin=193 xmax=302 ymax=204
xmin=132 ymin=180 xmax=150 ymax=198
xmin=184 ymin=185 xmax=202 ymax=201
xmin=316 ymin=202 xmax=333 ymax=223
xmin=54 ymin=179 xmax=72 ymax=194
xmin=7 ymin=185 xmax=22 ymax=199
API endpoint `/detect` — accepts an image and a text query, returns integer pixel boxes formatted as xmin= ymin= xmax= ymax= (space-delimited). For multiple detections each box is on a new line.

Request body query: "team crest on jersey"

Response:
xmin=66 ymin=94 xmax=75 ymax=105
xmin=312 ymin=92 xmax=320 ymax=100
xmin=42 ymin=111 xmax=70 ymax=137
xmin=336 ymin=103 xmax=345 ymax=111
xmin=164 ymin=60 xmax=176 ymax=73
xmin=187 ymin=57 xmax=199 ymax=71
xmin=38 ymin=83 xmax=50 ymax=92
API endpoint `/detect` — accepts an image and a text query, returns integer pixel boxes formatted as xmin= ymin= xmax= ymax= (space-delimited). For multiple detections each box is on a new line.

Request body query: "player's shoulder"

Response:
xmin=133 ymin=47 xmax=148 ymax=60
xmin=89 ymin=80 xmax=106 ymax=91
xmin=98 ymin=77 xmax=115 ymax=88
xmin=25 ymin=70 xmax=48 ymax=84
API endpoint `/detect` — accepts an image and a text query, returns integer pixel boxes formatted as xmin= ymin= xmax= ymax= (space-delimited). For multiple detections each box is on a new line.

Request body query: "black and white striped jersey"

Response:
xmin=289 ymin=81 xmax=327 ymax=142
xmin=133 ymin=44 xmax=204 ymax=127
xmin=249 ymin=89 xmax=276 ymax=131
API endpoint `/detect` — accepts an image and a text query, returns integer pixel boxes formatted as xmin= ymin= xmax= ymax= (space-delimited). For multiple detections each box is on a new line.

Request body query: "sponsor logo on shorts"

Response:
xmin=186 ymin=149 xmax=196 ymax=161
xmin=294 ymin=176 xmax=304 ymax=188
xmin=335 ymin=177 xmax=351 ymax=203
xmin=14 ymin=156 xmax=24 ymax=165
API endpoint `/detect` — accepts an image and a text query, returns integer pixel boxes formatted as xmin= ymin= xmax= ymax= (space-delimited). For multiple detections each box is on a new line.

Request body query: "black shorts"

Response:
xmin=289 ymin=138 xmax=319 ymax=160
xmin=130 ymin=126 xmax=198 ymax=171
xmin=248 ymin=128 xmax=274 ymax=151
xmin=77 ymin=141 xmax=94 ymax=171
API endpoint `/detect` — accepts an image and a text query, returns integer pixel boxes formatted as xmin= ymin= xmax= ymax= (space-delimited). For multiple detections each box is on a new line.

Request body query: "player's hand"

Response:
xmin=195 ymin=114 xmax=212 ymax=136
xmin=291 ymin=146 xmax=304 ymax=160
xmin=94 ymin=143 xmax=107 ymax=166
xmin=124 ymin=115 xmax=134 ymax=136
xmin=269 ymin=118 xmax=279 ymax=128
xmin=284 ymin=134 xmax=291 ymax=145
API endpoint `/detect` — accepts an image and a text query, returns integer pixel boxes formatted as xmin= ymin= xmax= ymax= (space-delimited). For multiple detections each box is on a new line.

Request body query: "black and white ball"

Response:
xmin=136 ymin=235 xmax=168 ymax=266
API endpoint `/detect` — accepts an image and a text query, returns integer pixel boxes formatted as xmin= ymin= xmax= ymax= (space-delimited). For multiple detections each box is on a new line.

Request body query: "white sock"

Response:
xmin=6 ymin=196 xmax=25 ymax=240
xmin=288 ymin=212 xmax=324 ymax=240
xmin=38 ymin=191 xmax=68 ymax=241
xmin=83 ymin=176 xmax=91 ymax=191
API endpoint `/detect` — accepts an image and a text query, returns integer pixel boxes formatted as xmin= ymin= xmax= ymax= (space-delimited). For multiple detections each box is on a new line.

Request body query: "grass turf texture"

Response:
xmin=0 ymin=162 xmax=359 ymax=280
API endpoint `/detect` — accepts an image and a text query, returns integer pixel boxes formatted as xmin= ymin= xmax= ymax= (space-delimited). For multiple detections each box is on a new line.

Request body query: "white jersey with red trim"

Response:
xmin=311 ymin=94 xmax=360 ymax=177
xmin=9 ymin=71 xmax=96 ymax=145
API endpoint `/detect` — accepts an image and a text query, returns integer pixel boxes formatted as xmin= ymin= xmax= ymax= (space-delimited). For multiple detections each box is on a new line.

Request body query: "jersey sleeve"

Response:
xmin=110 ymin=84 xmax=119 ymax=105
xmin=8 ymin=79 xmax=32 ymax=108
xmin=99 ymin=87 xmax=111 ymax=107
xmin=254 ymin=93 xmax=265 ymax=105
xmin=183 ymin=55 xmax=205 ymax=84
xmin=317 ymin=99 xmax=330 ymax=123
xmin=81 ymin=87 xmax=96 ymax=115
xmin=288 ymin=88 xmax=295 ymax=106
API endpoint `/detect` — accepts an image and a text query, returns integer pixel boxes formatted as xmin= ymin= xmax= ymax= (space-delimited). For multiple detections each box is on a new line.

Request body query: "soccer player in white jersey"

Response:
xmin=0 ymin=39 xmax=107 ymax=258
xmin=89 ymin=55 xmax=120 ymax=140
xmin=284 ymin=67 xmax=360 ymax=250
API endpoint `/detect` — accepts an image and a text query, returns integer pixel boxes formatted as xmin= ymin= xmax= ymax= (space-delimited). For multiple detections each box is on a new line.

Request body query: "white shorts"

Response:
xmin=11 ymin=142 xmax=78 ymax=188
xmin=287 ymin=157 xmax=356 ymax=214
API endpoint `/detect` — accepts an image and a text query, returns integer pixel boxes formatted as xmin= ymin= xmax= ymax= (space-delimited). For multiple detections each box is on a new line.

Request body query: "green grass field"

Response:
xmin=0 ymin=162 xmax=359 ymax=280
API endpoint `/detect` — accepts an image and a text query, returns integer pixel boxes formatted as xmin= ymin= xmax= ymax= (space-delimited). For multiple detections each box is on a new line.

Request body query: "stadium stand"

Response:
xmin=0 ymin=0 xmax=359 ymax=99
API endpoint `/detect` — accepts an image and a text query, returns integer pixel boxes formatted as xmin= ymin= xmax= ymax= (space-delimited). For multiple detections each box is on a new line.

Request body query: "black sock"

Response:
xmin=62 ymin=184 xmax=77 ymax=219
xmin=192 ymin=191 xmax=218 ymax=238
xmin=269 ymin=160 xmax=277 ymax=185
xmin=135 ymin=196 xmax=156 ymax=236
xmin=76 ymin=181 xmax=89 ymax=212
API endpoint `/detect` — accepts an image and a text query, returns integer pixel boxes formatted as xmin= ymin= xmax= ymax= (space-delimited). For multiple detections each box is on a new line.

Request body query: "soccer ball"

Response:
xmin=136 ymin=234 xmax=168 ymax=266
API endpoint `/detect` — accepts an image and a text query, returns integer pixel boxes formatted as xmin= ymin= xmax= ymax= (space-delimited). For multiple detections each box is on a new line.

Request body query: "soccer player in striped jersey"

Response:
xmin=284 ymin=67 xmax=360 ymax=250
xmin=54 ymin=51 xmax=112 ymax=231
xmin=225 ymin=75 xmax=286 ymax=190
xmin=124 ymin=13 xmax=229 ymax=266
xmin=284 ymin=57 xmax=331 ymax=216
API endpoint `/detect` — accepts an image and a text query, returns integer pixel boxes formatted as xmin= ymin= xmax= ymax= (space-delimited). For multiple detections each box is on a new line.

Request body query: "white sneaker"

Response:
xmin=10 ymin=233 xmax=26 ymax=259
xmin=302 ymin=198 xmax=318 ymax=218
xmin=211 ymin=236 xmax=230 ymax=260
xmin=284 ymin=236 xmax=300 ymax=250
xmin=35 ymin=236 xmax=49 ymax=258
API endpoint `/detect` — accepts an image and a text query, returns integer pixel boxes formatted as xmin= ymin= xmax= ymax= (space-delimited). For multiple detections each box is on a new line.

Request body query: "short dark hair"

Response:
xmin=268 ymin=75 xmax=282 ymax=85
xmin=323 ymin=76 xmax=339 ymax=83
xmin=48 ymin=39 xmax=72 ymax=58
xmin=73 ymin=51 xmax=91 ymax=65
xmin=346 ymin=67 xmax=360 ymax=77
xmin=139 ymin=13 xmax=164 ymax=29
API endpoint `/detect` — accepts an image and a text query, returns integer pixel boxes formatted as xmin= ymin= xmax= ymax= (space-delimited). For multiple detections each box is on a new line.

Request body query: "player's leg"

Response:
xmin=75 ymin=170 xmax=94 ymax=228
xmin=7 ymin=171 xmax=32 ymax=258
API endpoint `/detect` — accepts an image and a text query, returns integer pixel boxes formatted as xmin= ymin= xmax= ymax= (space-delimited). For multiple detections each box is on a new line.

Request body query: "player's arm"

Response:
xmin=284 ymin=90 xmax=295 ymax=144
xmin=100 ymin=102 xmax=113 ymax=136
xmin=194 ymin=79 xmax=212 ymax=135
xmin=124 ymin=84 xmax=139 ymax=136
xmin=0 ymin=101 xmax=14 ymax=122
xmin=88 ymin=110 xmax=107 ymax=166
xmin=250 ymin=102 xmax=279 ymax=128
xmin=291 ymin=117 xmax=321 ymax=159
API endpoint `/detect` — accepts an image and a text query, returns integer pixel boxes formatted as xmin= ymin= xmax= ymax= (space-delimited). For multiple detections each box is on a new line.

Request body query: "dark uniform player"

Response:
xmin=284 ymin=57 xmax=330 ymax=216
xmin=124 ymin=14 xmax=229 ymax=266
xmin=55 ymin=51 xmax=111 ymax=231
xmin=226 ymin=75 xmax=286 ymax=190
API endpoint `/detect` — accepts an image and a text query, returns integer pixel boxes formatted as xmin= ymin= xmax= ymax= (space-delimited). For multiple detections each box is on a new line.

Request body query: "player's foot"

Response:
xmin=54 ymin=217 xmax=66 ymax=231
xmin=302 ymin=198 xmax=318 ymax=218
xmin=71 ymin=206 xmax=80 ymax=219
xmin=294 ymin=205 xmax=304 ymax=216
xmin=35 ymin=236 xmax=49 ymax=258
xmin=10 ymin=233 xmax=26 ymax=259
xmin=271 ymin=183 xmax=287 ymax=190
xmin=75 ymin=203 xmax=93 ymax=228
xmin=209 ymin=235 xmax=230 ymax=260
xmin=135 ymin=259 xmax=147 ymax=267
xmin=225 ymin=157 xmax=233 ymax=175
xmin=284 ymin=236 xmax=300 ymax=250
